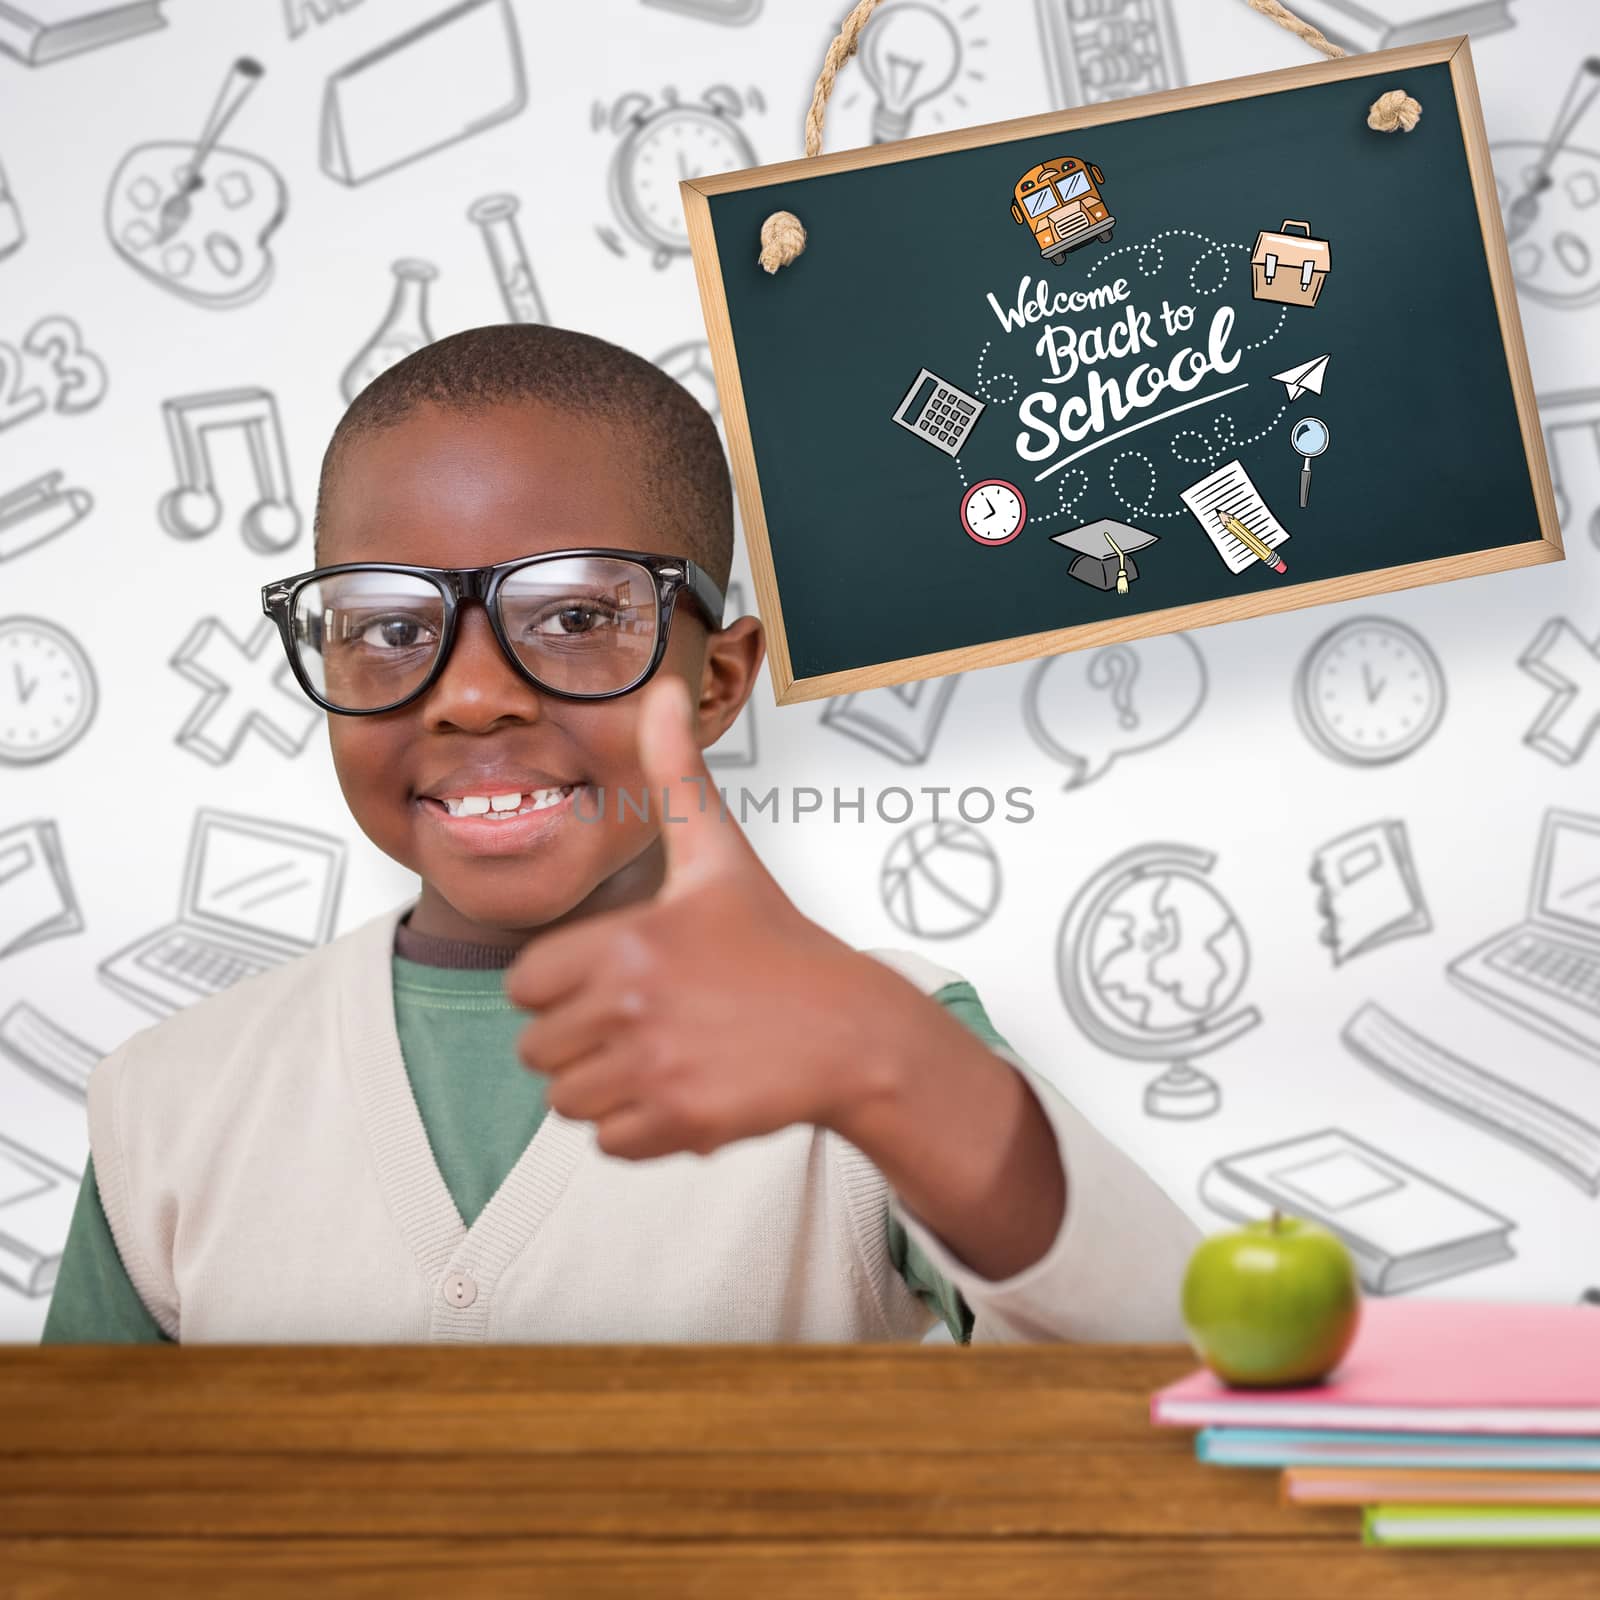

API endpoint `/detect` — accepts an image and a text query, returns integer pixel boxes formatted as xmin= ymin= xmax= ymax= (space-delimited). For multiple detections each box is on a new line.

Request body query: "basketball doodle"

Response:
xmin=880 ymin=820 xmax=1001 ymax=940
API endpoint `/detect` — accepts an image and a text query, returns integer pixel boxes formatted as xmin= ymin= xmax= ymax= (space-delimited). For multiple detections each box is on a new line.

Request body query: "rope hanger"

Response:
xmin=759 ymin=0 xmax=1422 ymax=274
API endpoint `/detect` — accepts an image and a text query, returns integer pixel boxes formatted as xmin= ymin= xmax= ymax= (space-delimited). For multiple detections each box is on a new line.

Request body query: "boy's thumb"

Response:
xmin=635 ymin=674 xmax=753 ymax=891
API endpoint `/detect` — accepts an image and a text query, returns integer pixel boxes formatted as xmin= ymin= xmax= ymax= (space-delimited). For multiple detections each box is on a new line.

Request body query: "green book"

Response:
xmin=1364 ymin=1505 xmax=1600 ymax=1547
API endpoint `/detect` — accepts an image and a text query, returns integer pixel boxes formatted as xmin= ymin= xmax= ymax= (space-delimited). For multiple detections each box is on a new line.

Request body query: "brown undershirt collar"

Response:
xmin=393 ymin=909 xmax=523 ymax=970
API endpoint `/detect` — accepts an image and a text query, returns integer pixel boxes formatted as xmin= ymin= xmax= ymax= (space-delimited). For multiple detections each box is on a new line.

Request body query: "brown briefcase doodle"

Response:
xmin=1251 ymin=219 xmax=1331 ymax=308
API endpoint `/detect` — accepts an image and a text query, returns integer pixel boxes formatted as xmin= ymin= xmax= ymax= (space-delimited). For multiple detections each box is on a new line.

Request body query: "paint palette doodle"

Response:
xmin=1494 ymin=141 xmax=1600 ymax=310
xmin=107 ymin=140 xmax=284 ymax=307
xmin=105 ymin=59 xmax=283 ymax=309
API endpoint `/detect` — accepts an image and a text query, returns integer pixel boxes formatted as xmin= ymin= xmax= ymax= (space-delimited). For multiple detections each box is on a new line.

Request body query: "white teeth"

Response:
xmin=439 ymin=786 xmax=573 ymax=818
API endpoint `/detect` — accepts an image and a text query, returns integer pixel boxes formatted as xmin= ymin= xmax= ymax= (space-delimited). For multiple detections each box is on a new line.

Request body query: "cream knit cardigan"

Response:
xmin=86 ymin=898 xmax=1201 ymax=1343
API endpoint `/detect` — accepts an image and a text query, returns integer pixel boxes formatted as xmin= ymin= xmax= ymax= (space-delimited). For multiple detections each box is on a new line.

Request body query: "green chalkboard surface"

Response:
xmin=684 ymin=37 xmax=1560 ymax=704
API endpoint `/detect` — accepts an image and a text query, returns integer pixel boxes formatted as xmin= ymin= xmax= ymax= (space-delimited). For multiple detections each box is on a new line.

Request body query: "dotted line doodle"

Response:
xmin=1086 ymin=228 xmax=1243 ymax=291
xmin=974 ymin=340 xmax=1019 ymax=405
xmin=948 ymin=343 xmax=1021 ymax=496
xmin=1052 ymin=465 xmax=1090 ymax=521
xmin=1241 ymin=302 xmax=1286 ymax=353
xmin=1108 ymin=449 xmax=1187 ymax=520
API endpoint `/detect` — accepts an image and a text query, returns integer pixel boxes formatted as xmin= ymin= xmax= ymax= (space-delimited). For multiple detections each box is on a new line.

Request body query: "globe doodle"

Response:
xmin=1090 ymin=871 xmax=1249 ymax=1035
xmin=1057 ymin=844 xmax=1261 ymax=1120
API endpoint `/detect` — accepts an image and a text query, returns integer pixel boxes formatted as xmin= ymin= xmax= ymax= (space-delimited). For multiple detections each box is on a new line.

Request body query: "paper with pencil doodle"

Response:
xmin=1181 ymin=458 xmax=1291 ymax=574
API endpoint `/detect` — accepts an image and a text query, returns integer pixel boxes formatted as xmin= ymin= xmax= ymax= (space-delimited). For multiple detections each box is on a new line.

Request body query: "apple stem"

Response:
xmin=1271 ymin=1208 xmax=1282 ymax=1233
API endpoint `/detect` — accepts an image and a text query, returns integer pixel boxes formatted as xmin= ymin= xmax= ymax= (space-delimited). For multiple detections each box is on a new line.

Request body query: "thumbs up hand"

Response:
xmin=505 ymin=673 xmax=935 ymax=1162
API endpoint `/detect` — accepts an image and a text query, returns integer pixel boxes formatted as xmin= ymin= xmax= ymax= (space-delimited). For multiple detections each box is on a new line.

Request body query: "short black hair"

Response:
xmin=312 ymin=323 xmax=734 ymax=591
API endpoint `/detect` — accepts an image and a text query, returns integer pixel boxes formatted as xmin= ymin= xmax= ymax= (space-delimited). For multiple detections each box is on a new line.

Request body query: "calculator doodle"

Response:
xmin=891 ymin=367 xmax=984 ymax=456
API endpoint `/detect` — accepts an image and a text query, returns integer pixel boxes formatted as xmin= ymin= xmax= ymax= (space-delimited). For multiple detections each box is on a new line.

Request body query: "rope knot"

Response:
xmin=758 ymin=210 xmax=807 ymax=274
xmin=1367 ymin=88 xmax=1422 ymax=133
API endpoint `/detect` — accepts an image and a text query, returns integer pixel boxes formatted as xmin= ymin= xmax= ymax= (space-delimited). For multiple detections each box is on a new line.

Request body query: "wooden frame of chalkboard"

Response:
xmin=683 ymin=36 xmax=1562 ymax=706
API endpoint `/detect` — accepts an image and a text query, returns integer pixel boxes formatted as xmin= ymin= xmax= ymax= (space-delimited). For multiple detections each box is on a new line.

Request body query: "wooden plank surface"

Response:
xmin=2 ymin=1344 xmax=1595 ymax=1596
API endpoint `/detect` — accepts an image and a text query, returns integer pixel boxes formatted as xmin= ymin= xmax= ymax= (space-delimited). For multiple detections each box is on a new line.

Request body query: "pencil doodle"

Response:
xmin=0 ymin=473 xmax=92 ymax=564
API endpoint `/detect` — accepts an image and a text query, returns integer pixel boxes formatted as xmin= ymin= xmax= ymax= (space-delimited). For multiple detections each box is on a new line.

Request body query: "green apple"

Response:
xmin=1181 ymin=1210 xmax=1361 ymax=1388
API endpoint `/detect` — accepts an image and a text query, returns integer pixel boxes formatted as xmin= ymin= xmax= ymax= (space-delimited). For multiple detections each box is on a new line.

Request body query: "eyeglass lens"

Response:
xmin=290 ymin=556 xmax=660 ymax=710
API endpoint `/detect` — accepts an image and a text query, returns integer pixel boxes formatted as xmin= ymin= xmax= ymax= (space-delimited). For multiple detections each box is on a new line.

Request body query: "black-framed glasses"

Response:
xmin=260 ymin=548 xmax=726 ymax=715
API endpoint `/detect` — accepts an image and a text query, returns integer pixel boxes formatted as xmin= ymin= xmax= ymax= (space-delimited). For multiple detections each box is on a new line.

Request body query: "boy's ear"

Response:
xmin=695 ymin=614 xmax=766 ymax=746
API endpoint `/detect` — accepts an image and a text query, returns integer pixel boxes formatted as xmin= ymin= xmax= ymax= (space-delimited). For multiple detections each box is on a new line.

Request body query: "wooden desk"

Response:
xmin=3 ymin=1344 xmax=1594 ymax=1596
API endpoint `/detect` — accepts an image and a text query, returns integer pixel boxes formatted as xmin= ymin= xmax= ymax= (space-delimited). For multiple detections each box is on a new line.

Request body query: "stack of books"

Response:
xmin=1151 ymin=1300 xmax=1600 ymax=1546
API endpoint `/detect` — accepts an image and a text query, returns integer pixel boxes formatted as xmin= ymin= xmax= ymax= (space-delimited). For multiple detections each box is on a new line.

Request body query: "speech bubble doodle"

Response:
xmin=1023 ymin=633 xmax=1207 ymax=789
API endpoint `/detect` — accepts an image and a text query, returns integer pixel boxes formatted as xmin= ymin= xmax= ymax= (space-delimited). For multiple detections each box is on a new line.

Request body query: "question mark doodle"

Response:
xmin=1088 ymin=646 xmax=1141 ymax=731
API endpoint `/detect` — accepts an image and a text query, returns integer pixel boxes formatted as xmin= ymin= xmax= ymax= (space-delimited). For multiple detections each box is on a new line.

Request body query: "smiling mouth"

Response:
xmin=421 ymin=784 xmax=580 ymax=820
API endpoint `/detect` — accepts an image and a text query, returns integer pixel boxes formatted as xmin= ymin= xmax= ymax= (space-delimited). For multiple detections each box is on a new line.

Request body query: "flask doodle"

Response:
xmin=1024 ymin=634 xmax=1207 ymax=788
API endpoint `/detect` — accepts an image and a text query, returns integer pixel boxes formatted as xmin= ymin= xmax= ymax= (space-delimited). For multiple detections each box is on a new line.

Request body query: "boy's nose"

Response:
xmin=422 ymin=599 xmax=544 ymax=721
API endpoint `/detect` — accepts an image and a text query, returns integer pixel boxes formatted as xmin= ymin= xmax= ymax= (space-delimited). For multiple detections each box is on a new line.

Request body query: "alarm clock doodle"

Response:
xmin=594 ymin=85 xmax=762 ymax=269
xmin=884 ymin=149 xmax=1354 ymax=595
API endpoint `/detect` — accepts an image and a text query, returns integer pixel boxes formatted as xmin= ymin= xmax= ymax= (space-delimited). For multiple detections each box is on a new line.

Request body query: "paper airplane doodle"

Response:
xmin=1271 ymin=353 xmax=1331 ymax=401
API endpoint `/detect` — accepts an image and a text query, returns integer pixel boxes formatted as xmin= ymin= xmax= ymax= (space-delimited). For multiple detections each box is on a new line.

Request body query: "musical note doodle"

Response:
xmin=158 ymin=388 xmax=301 ymax=552
xmin=1539 ymin=388 xmax=1600 ymax=548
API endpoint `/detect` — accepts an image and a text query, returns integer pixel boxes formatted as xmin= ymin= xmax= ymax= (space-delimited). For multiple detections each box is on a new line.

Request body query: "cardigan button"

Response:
xmin=443 ymin=1270 xmax=478 ymax=1308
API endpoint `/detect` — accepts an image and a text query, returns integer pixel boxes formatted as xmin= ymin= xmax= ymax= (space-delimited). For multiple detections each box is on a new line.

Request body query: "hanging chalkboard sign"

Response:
xmin=682 ymin=37 xmax=1561 ymax=705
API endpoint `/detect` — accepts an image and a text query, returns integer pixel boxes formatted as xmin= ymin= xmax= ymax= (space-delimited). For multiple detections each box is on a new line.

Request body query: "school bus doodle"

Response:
xmin=1011 ymin=157 xmax=1115 ymax=265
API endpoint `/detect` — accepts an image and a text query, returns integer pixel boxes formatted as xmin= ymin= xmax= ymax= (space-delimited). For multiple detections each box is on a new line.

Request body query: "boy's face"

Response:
xmin=318 ymin=399 xmax=762 ymax=945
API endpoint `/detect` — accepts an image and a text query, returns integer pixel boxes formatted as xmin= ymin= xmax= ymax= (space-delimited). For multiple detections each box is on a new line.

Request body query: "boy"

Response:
xmin=42 ymin=324 xmax=1200 ymax=1344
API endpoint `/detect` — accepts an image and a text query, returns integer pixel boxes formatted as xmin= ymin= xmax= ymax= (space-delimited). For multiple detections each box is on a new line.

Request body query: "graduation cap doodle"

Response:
xmin=1050 ymin=518 xmax=1159 ymax=595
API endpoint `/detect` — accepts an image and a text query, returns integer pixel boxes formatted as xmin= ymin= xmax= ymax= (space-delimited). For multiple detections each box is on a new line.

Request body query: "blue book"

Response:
xmin=1198 ymin=1428 xmax=1600 ymax=1472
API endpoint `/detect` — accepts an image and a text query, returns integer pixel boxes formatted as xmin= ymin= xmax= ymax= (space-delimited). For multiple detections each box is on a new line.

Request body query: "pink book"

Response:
xmin=1151 ymin=1300 xmax=1600 ymax=1435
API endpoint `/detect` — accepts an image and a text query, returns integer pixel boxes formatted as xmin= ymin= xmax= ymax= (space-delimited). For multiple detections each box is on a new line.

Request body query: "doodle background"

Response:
xmin=2 ymin=0 xmax=1597 ymax=1341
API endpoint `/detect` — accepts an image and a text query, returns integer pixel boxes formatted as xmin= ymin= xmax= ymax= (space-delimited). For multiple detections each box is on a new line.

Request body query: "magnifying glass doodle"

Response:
xmin=1291 ymin=416 xmax=1330 ymax=508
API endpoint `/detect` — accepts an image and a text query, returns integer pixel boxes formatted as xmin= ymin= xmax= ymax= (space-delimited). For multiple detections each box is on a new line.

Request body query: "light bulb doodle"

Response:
xmin=859 ymin=3 xmax=961 ymax=144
